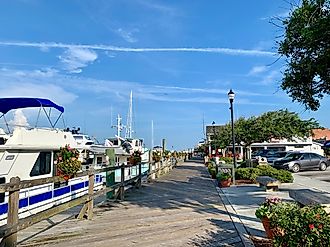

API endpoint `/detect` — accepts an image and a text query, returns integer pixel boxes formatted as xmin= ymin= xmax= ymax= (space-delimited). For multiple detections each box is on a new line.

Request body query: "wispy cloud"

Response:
xmin=58 ymin=47 xmax=98 ymax=73
xmin=248 ymin=65 xmax=268 ymax=76
xmin=0 ymin=41 xmax=276 ymax=57
xmin=0 ymin=68 xmax=77 ymax=104
xmin=261 ymin=70 xmax=281 ymax=85
xmin=116 ymin=28 xmax=139 ymax=43
xmin=0 ymin=67 xmax=273 ymax=106
xmin=136 ymin=0 xmax=178 ymax=15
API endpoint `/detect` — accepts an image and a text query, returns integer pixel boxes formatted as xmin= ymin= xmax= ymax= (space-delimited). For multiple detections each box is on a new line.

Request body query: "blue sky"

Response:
xmin=0 ymin=0 xmax=329 ymax=150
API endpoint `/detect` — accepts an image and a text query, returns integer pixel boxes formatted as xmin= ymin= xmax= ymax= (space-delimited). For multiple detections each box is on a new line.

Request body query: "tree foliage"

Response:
xmin=213 ymin=109 xmax=319 ymax=148
xmin=279 ymin=0 xmax=330 ymax=110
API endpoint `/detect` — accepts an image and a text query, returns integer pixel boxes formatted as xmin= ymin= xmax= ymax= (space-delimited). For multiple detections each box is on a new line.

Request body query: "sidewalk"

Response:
xmin=219 ymin=174 xmax=330 ymax=239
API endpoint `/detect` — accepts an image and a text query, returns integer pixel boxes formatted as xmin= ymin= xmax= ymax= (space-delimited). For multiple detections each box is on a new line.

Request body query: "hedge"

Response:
xmin=235 ymin=165 xmax=293 ymax=183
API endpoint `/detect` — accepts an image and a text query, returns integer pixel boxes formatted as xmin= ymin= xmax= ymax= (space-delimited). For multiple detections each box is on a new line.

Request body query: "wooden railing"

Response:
xmin=0 ymin=157 xmax=184 ymax=247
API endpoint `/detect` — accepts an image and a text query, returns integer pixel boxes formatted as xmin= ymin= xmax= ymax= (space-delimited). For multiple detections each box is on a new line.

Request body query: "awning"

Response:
xmin=0 ymin=98 xmax=64 ymax=114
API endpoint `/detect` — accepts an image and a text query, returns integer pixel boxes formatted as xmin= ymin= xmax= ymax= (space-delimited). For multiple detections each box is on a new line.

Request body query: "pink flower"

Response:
xmin=309 ymin=224 xmax=315 ymax=230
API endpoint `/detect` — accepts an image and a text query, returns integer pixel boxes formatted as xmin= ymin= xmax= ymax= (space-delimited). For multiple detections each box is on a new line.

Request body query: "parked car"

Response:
xmin=251 ymin=149 xmax=278 ymax=164
xmin=273 ymin=152 xmax=330 ymax=173
xmin=251 ymin=149 xmax=274 ymax=159
xmin=267 ymin=151 xmax=293 ymax=164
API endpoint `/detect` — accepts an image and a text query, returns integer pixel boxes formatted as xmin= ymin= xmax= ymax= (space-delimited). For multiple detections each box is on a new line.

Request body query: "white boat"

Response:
xmin=0 ymin=98 xmax=105 ymax=225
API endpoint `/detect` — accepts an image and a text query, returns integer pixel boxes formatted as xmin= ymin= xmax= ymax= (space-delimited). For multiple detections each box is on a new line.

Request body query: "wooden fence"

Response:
xmin=0 ymin=157 xmax=183 ymax=247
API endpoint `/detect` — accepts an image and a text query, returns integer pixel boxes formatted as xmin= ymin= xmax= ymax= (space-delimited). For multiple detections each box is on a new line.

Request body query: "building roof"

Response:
xmin=312 ymin=128 xmax=330 ymax=141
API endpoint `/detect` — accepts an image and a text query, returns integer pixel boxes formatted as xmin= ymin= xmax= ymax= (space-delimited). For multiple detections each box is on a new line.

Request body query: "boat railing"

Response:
xmin=0 ymin=156 xmax=185 ymax=246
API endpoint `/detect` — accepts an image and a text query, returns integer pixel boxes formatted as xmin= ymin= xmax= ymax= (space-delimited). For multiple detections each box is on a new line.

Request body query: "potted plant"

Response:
xmin=55 ymin=145 xmax=82 ymax=180
xmin=129 ymin=150 xmax=142 ymax=165
xmin=152 ymin=151 xmax=162 ymax=162
xmin=255 ymin=197 xmax=283 ymax=239
xmin=271 ymin=203 xmax=330 ymax=245
xmin=216 ymin=172 xmax=232 ymax=187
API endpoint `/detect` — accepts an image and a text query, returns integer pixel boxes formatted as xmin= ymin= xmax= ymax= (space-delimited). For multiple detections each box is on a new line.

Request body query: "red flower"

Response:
xmin=309 ymin=224 xmax=315 ymax=230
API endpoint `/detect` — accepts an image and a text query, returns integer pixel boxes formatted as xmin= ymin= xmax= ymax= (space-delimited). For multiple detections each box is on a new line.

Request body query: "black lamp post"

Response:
xmin=212 ymin=121 xmax=216 ymax=156
xmin=228 ymin=89 xmax=236 ymax=185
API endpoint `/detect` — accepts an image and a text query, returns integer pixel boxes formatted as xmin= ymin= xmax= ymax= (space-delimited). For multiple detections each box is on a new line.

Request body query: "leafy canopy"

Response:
xmin=279 ymin=0 xmax=330 ymax=110
xmin=213 ymin=109 xmax=318 ymax=147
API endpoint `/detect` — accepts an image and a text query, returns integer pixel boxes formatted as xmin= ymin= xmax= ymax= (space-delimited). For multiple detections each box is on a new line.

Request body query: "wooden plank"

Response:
xmin=16 ymin=161 xmax=244 ymax=247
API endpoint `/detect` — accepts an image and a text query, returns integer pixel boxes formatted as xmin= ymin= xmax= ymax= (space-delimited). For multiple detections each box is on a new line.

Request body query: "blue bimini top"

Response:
xmin=0 ymin=98 xmax=64 ymax=114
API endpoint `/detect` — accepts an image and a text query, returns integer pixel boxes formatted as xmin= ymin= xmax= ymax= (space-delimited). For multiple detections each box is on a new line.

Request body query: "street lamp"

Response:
xmin=228 ymin=89 xmax=236 ymax=185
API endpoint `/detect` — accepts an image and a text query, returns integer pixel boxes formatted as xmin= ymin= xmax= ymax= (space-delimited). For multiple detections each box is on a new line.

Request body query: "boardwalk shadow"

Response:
xmin=97 ymin=161 xmax=258 ymax=246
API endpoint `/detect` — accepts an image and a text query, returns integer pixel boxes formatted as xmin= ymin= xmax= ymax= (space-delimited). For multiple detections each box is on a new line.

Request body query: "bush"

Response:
xmin=270 ymin=203 xmax=330 ymax=246
xmin=235 ymin=165 xmax=293 ymax=183
xmin=219 ymin=157 xmax=233 ymax=164
xmin=239 ymin=159 xmax=258 ymax=168
xmin=216 ymin=172 xmax=232 ymax=181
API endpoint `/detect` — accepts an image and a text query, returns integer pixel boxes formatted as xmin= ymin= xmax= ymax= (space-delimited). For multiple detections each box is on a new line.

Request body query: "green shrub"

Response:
xmin=235 ymin=165 xmax=293 ymax=183
xmin=209 ymin=168 xmax=216 ymax=177
xmin=219 ymin=157 xmax=233 ymax=164
xmin=274 ymin=169 xmax=294 ymax=183
xmin=216 ymin=172 xmax=232 ymax=181
xmin=236 ymin=168 xmax=254 ymax=180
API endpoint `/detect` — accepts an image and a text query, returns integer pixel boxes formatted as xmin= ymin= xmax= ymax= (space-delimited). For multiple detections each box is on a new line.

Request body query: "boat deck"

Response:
xmin=17 ymin=160 xmax=244 ymax=247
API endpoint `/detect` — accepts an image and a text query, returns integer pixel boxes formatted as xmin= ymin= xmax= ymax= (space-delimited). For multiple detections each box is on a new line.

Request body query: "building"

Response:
xmin=312 ymin=128 xmax=330 ymax=143
xmin=205 ymin=124 xmax=324 ymax=158
xmin=251 ymin=137 xmax=324 ymax=156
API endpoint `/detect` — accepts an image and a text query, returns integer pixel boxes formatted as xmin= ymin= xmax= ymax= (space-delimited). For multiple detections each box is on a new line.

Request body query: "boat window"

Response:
xmin=30 ymin=152 xmax=51 ymax=176
xmin=74 ymin=136 xmax=83 ymax=140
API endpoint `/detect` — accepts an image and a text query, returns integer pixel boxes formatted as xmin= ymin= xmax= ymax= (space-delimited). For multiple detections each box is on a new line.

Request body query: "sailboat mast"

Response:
xmin=125 ymin=91 xmax=133 ymax=139
xmin=151 ymin=120 xmax=154 ymax=149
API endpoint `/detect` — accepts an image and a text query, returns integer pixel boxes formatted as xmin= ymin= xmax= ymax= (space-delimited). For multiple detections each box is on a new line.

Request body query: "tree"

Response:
xmin=213 ymin=109 xmax=319 ymax=159
xmin=279 ymin=0 xmax=330 ymax=111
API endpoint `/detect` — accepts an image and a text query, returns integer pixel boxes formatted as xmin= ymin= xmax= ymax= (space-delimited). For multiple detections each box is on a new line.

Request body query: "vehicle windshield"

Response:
xmin=283 ymin=153 xmax=302 ymax=161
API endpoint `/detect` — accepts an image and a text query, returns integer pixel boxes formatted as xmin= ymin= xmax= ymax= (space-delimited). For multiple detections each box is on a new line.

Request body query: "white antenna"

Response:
xmin=151 ymin=120 xmax=154 ymax=149
xmin=125 ymin=90 xmax=133 ymax=139
xmin=111 ymin=114 xmax=123 ymax=138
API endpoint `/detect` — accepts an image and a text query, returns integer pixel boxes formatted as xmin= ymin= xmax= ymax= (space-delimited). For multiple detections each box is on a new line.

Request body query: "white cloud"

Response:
xmin=248 ymin=65 xmax=268 ymax=76
xmin=58 ymin=47 xmax=98 ymax=73
xmin=116 ymin=28 xmax=139 ymax=43
xmin=0 ymin=69 xmax=77 ymax=105
xmin=8 ymin=109 xmax=29 ymax=128
xmin=261 ymin=70 xmax=281 ymax=85
xmin=0 ymin=67 xmax=274 ymax=107
xmin=0 ymin=41 xmax=276 ymax=57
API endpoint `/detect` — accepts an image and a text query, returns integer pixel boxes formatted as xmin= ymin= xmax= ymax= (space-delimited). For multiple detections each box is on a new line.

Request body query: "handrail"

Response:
xmin=0 ymin=157 xmax=184 ymax=246
xmin=0 ymin=163 xmax=148 ymax=193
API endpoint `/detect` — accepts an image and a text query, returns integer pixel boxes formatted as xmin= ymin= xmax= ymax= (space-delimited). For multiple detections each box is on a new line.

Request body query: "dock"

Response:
xmin=17 ymin=160 xmax=245 ymax=247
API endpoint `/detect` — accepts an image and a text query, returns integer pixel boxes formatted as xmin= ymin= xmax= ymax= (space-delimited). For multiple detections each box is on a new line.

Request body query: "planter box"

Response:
xmin=219 ymin=178 xmax=231 ymax=187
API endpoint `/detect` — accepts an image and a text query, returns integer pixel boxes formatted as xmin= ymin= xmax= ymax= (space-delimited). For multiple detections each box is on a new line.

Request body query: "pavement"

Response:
xmin=218 ymin=173 xmax=330 ymax=241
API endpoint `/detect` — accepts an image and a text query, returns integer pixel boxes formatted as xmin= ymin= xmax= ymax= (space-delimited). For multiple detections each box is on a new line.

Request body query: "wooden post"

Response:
xmin=87 ymin=170 xmax=94 ymax=219
xmin=136 ymin=162 xmax=142 ymax=188
xmin=2 ymin=177 xmax=20 ymax=247
xmin=118 ymin=165 xmax=125 ymax=200
xmin=77 ymin=170 xmax=94 ymax=220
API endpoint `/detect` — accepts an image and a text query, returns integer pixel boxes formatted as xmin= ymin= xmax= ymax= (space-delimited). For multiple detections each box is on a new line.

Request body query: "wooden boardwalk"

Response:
xmin=17 ymin=160 xmax=244 ymax=247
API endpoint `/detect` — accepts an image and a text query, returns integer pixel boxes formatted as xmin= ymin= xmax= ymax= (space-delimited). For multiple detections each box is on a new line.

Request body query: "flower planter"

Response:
xmin=261 ymin=217 xmax=274 ymax=239
xmin=219 ymin=178 xmax=231 ymax=187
